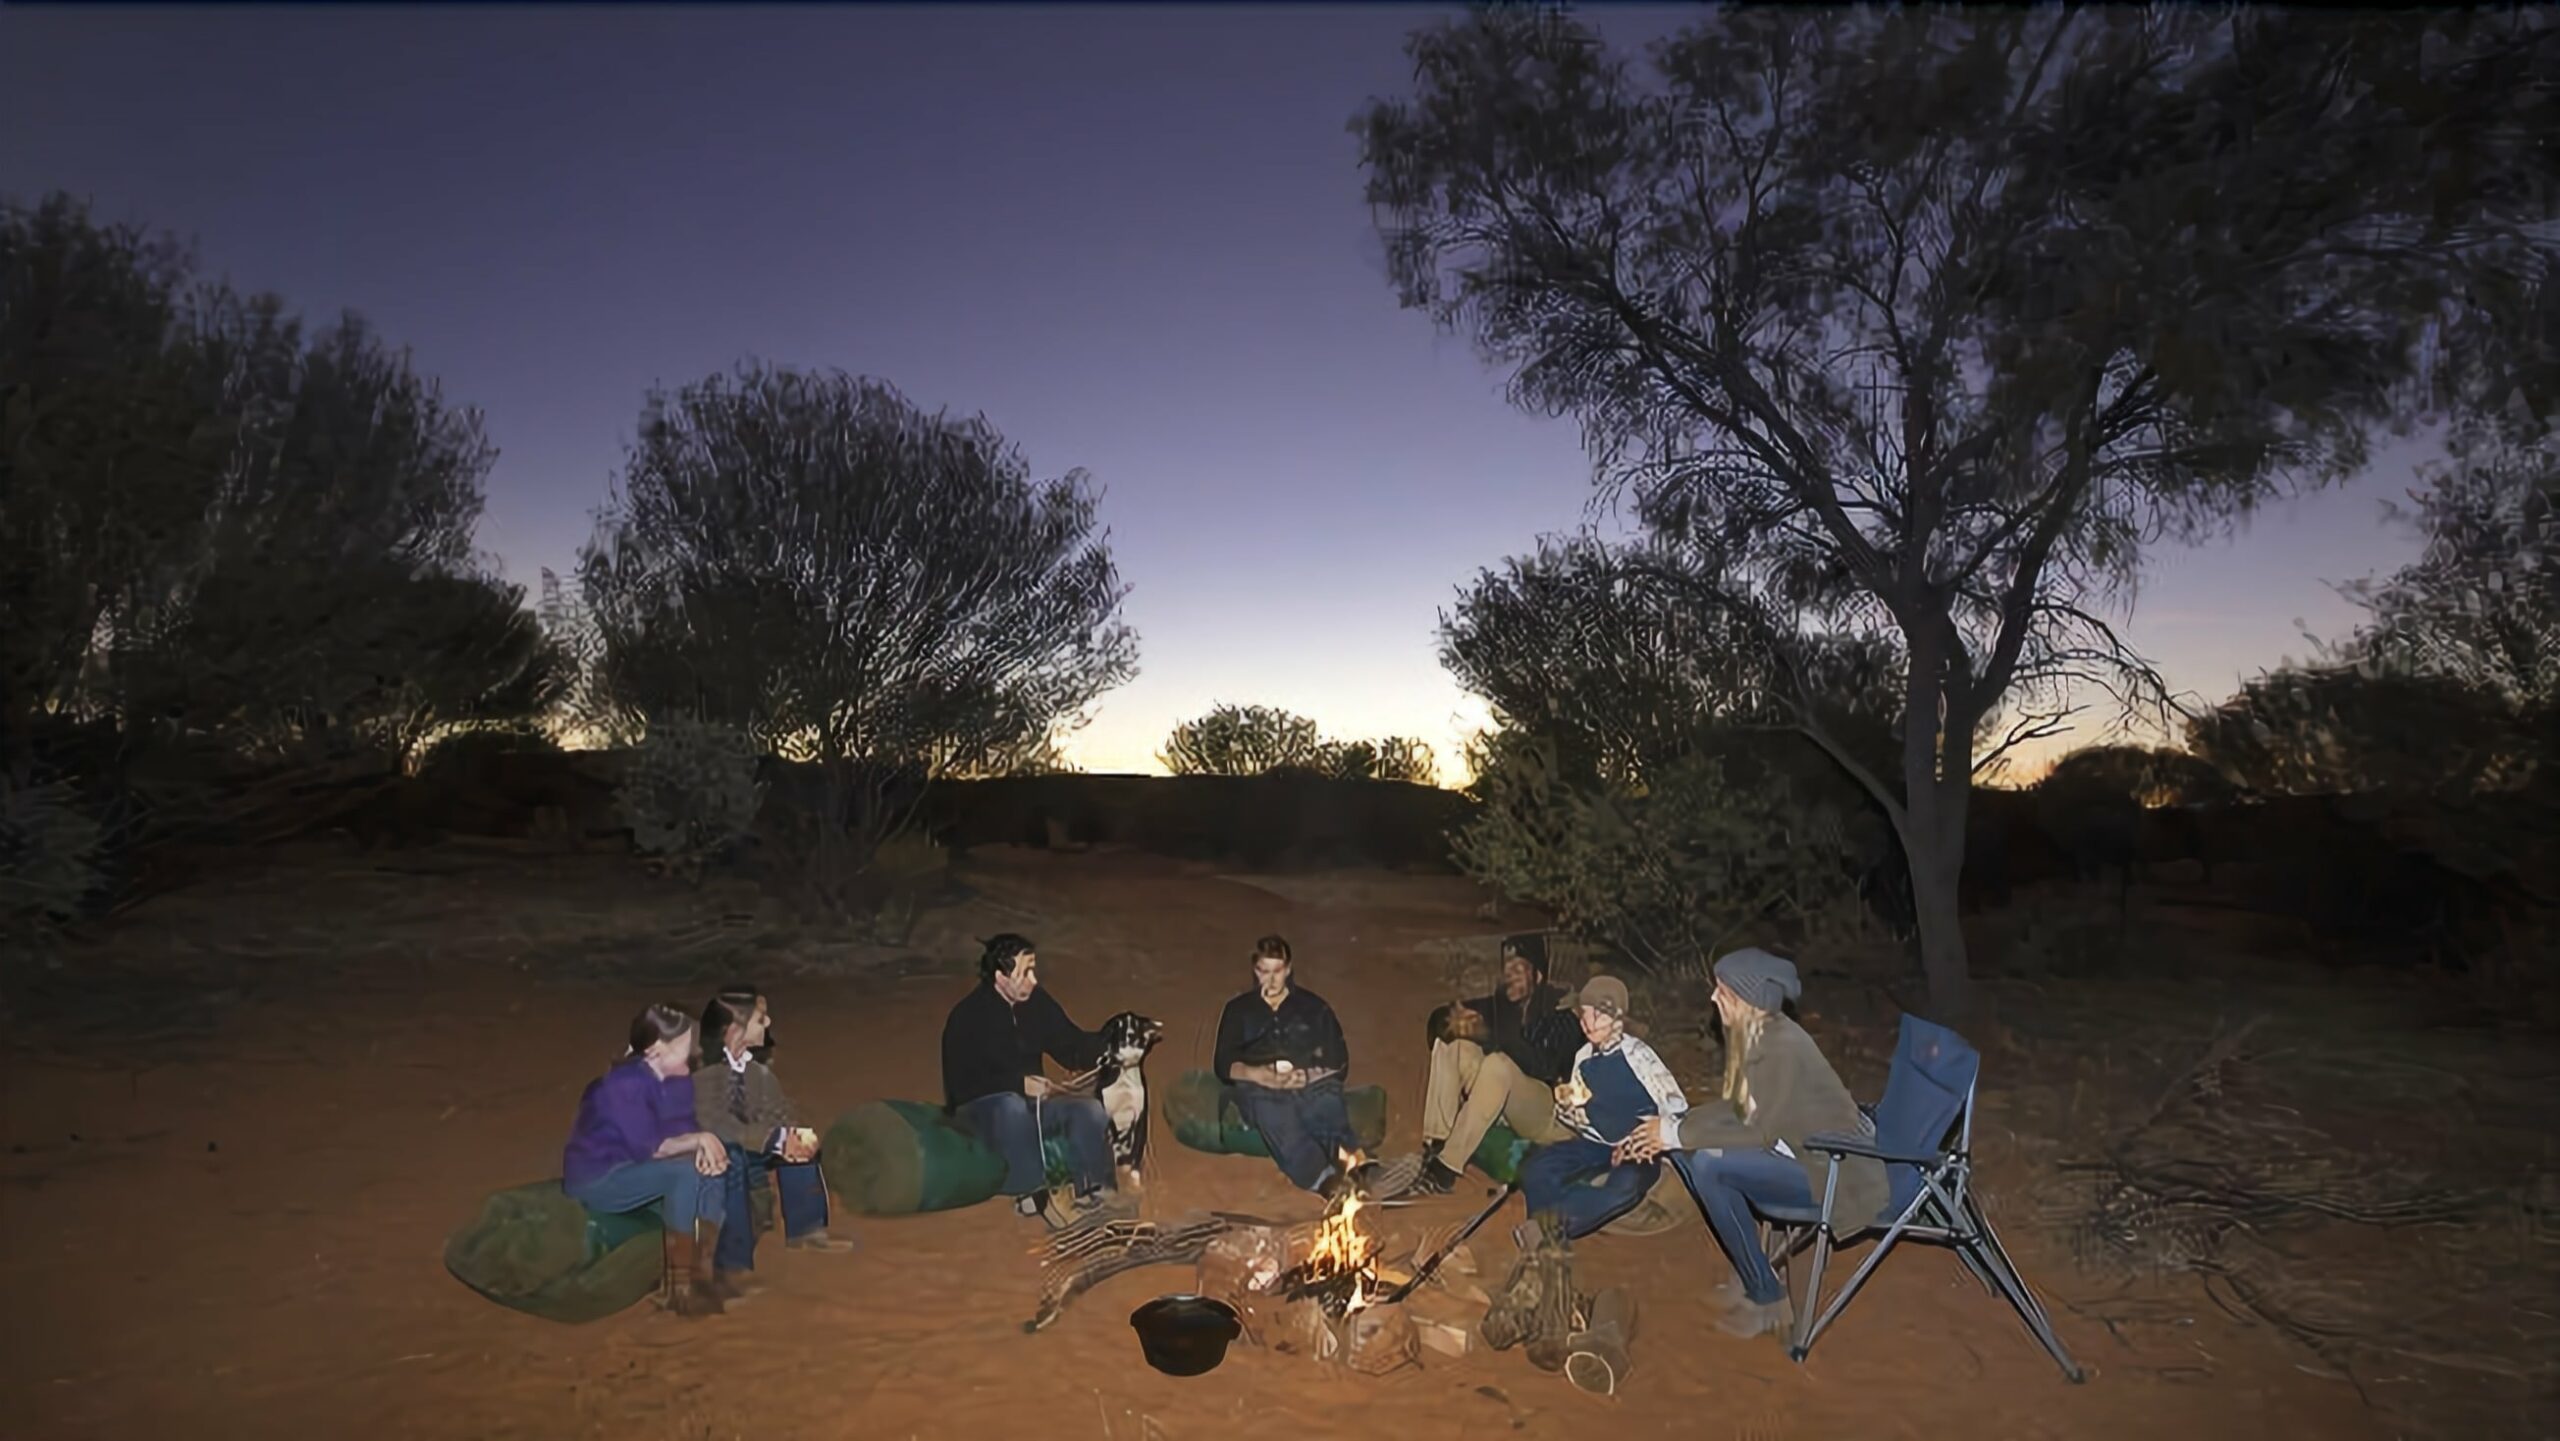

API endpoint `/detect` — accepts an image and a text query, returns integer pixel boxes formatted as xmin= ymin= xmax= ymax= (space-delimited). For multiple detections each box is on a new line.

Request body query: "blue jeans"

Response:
xmin=1519 ymin=1136 xmax=1660 ymax=1240
xmin=1669 ymin=1146 xmax=1814 ymax=1304
xmin=956 ymin=1091 xmax=1112 ymax=1197
xmin=564 ymin=1155 xmax=728 ymax=1235
xmin=714 ymin=1143 xmax=832 ymax=1272
xmin=1228 ymin=1079 xmax=1358 ymax=1192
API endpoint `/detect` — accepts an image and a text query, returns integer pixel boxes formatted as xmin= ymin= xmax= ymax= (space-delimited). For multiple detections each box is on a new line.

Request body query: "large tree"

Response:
xmin=3 ymin=193 xmax=537 ymax=778
xmin=1361 ymin=7 xmax=2553 ymax=1014
xmin=578 ymin=366 xmax=1136 ymax=866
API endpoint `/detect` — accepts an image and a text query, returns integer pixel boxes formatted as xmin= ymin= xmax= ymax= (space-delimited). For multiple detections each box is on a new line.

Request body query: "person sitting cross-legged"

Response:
xmin=1514 ymin=974 xmax=1689 ymax=1248
xmin=1412 ymin=933 xmax=1582 ymax=1195
xmin=695 ymin=984 xmax=857 ymax=1298
xmin=1615 ymin=947 xmax=1884 ymax=1340
xmin=940 ymin=933 xmax=1122 ymax=1229
xmin=1215 ymin=933 xmax=1363 ymax=1197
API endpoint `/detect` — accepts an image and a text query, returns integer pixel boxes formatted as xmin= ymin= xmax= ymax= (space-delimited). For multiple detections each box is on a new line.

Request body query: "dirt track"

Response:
xmin=0 ymin=847 xmax=2438 ymax=1440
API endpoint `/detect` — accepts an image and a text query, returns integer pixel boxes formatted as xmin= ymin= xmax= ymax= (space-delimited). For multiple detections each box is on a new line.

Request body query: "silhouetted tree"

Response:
xmin=4 ymin=193 xmax=542 ymax=781
xmin=1 ymin=195 xmax=230 ymax=784
xmin=1159 ymin=704 xmax=1329 ymax=776
xmin=577 ymin=365 xmax=1136 ymax=891
xmin=2038 ymin=743 xmax=2232 ymax=810
xmin=1360 ymin=7 xmax=2553 ymax=1014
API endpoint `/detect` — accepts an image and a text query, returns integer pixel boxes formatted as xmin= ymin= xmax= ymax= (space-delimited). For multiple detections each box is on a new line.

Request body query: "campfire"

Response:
xmin=1278 ymin=1149 xmax=1384 ymax=1317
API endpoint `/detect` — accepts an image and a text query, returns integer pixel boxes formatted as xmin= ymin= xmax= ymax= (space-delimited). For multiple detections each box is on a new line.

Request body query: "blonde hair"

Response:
xmin=1719 ymin=1004 xmax=1769 ymax=1121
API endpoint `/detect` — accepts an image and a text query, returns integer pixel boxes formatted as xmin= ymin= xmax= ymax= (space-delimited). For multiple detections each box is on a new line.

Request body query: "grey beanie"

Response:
xmin=1713 ymin=947 xmax=1801 ymax=1014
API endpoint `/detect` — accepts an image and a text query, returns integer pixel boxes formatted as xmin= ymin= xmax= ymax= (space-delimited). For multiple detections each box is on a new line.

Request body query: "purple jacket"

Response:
xmin=562 ymin=1057 xmax=700 ymax=1190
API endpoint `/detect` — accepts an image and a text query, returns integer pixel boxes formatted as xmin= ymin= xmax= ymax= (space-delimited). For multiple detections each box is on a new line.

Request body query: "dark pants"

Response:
xmin=714 ymin=1143 xmax=832 ymax=1273
xmin=1519 ymin=1136 xmax=1661 ymax=1240
xmin=957 ymin=1091 xmax=1112 ymax=1197
xmin=1228 ymin=1078 xmax=1357 ymax=1192
xmin=1668 ymin=1146 xmax=1813 ymax=1304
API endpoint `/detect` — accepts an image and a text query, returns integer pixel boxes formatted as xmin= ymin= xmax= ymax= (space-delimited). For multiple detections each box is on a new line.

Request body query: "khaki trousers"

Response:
xmin=1423 ymin=1038 xmax=1573 ymax=1169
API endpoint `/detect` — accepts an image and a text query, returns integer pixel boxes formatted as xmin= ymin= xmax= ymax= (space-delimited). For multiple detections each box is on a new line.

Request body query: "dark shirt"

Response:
xmin=1213 ymin=986 xmax=1350 ymax=1082
xmin=1428 ymin=983 xmax=1580 ymax=1085
xmin=941 ymin=983 xmax=1103 ymax=1111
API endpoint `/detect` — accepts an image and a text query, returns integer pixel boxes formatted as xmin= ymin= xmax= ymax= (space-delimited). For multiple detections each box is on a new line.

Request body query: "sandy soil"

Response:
xmin=0 ymin=846 xmax=2527 ymax=1441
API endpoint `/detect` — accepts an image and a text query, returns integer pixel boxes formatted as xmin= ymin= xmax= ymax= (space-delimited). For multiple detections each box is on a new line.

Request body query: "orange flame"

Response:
xmin=1302 ymin=1148 xmax=1381 ymax=1314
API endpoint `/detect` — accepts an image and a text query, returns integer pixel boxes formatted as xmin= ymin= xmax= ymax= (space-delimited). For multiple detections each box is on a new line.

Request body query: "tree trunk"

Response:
xmin=1903 ymin=773 xmax=1976 ymax=1021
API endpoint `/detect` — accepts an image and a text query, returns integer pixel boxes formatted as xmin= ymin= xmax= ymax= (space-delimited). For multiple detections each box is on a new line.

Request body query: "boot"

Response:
xmin=1565 ymin=1286 xmax=1637 ymax=1395
xmin=660 ymin=1229 xmax=725 ymax=1319
xmin=1715 ymin=1292 xmax=1793 ymax=1340
xmin=698 ymin=1224 xmax=754 ymax=1304
xmin=1409 ymin=1157 xmax=1462 ymax=1196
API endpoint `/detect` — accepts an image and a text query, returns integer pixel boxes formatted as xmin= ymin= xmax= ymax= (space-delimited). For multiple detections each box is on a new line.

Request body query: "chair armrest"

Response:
xmin=1806 ymin=1130 xmax=1960 ymax=1166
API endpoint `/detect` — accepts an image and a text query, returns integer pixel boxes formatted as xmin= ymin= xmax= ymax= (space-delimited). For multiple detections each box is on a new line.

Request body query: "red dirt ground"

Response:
xmin=0 ymin=847 xmax=2452 ymax=1441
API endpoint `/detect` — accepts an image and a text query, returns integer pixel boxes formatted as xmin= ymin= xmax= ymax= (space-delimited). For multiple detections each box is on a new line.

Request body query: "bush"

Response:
xmin=616 ymin=718 xmax=763 ymax=875
xmin=412 ymin=725 xmax=561 ymax=785
xmin=1 ymin=778 xmax=106 ymax=948
xmin=1453 ymin=732 xmax=1859 ymax=976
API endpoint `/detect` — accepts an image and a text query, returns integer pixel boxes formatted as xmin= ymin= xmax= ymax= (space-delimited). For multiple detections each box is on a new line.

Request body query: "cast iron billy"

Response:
xmin=1130 ymin=1294 xmax=1244 ymax=1376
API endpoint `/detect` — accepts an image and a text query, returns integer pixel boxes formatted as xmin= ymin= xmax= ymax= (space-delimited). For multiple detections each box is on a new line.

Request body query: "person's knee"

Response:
xmin=1477 ymin=1053 xmax=1521 ymax=1088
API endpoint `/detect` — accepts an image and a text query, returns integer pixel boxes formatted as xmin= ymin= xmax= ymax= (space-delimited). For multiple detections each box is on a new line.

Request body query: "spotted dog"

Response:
xmin=1093 ymin=1010 xmax=1166 ymax=1187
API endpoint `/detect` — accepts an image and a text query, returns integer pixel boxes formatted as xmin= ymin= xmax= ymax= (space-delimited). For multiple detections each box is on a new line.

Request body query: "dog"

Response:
xmin=1093 ymin=1010 xmax=1166 ymax=1187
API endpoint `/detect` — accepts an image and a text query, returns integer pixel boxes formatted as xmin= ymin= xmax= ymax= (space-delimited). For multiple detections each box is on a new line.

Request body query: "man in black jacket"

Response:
xmin=1212 ymin=934 xmax=1360 ymax=1195
xmin=941 ymin=933 xmax=1117 ymax=1224
xmin=1411 ymin=933 xmax=1581 ymax=1194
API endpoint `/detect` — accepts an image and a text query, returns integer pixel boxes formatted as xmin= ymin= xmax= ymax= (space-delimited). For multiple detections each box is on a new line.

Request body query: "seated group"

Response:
xmin=562 ymin=930 xmax=1880 ymax=1339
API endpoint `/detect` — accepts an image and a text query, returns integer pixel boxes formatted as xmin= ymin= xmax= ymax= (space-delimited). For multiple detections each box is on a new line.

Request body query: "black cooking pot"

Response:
xmin=1129 ymin=1294 xmax=1242 ymax=1376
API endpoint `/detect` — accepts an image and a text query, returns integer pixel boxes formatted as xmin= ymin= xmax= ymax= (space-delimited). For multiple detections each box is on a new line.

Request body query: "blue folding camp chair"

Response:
xmin=1752 ymin=1014 xmax=2084 ymax=1380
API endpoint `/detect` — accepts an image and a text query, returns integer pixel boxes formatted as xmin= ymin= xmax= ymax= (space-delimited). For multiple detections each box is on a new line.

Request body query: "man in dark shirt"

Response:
xmin=1212 ymin=933 xmax=1360 ymax=1195
xmin=1412 ymin=933 xmax=1582 ymax=1194
xmin=941 ymin=933 xmax=1117 ymax=1225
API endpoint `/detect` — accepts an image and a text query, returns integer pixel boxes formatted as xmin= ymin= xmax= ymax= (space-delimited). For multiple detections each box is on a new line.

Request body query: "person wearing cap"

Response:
xmin=1413 ymin=933 xmax=1583 ymax=1195
xmin=1514 ymin=973 xmax=1690 ymax=1245
xmin=1617 ymin=947 xmax=1885 ymax=1340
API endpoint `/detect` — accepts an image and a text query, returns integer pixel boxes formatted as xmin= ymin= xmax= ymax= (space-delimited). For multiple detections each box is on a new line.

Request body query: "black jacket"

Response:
xmin=1213 ymin=986 xmax=1349 ymax=1082
xmin=941 ymin=983 xmax=1102 ymax=1110
xmin=1428 ymin=983 xmax=1580 ymax=1085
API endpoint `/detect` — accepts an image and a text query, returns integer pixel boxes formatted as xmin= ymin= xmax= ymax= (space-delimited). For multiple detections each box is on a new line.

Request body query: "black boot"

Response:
xmin=1410 ymin=1157 xmax=1462 ymax=1195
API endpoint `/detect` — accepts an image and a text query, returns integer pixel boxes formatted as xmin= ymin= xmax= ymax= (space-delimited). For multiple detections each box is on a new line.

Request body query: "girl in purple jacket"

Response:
xmin=561 ymin=1004 xmax=734 ymax=1319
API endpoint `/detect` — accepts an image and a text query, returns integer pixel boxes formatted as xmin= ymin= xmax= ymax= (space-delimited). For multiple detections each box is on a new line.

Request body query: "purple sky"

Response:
xmin=1 ymin=5 xmax=2433 ymax=780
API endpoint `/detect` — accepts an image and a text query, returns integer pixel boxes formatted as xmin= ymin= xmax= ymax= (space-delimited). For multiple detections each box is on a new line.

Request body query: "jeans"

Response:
xmin=564 ymin=1155 xmax=728 ymax=1235
xmin=714 ymin=1143 xmax=832 ymax=1272
xmin=1668 ymin=1146 xmax=1814 ymax=1304
xmin=1518 ymin=1136 xmax=1660 ymax=1240
xmin=1228 ymin=1079 xmax=1358 ymax=1192
xmin=956 ymin=1090 xmax=1113 ymax=1197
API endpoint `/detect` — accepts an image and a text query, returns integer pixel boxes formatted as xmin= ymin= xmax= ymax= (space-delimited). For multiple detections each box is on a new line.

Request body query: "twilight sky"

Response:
xmin=2 ymin=5 xmax=2436 ymax=781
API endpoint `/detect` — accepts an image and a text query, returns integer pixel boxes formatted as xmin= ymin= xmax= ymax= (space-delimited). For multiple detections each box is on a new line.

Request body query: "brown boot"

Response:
xmin=661 ymin=1228 xmax=725 ymax=1319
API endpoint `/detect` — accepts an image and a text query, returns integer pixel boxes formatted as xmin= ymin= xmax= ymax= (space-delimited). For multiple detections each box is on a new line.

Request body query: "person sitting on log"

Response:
xmin=1616 ymin=947 xmax=1883 ymax=1340
xmin=695 ymin=984 xmax=858 ymax=1295
xmin=1214 ymin=933 xmax=1364 ymax=1197
xmin=941 ymin=933 xmax=1122 ymax=1229
xmin=1413 ymin=932 xmax=1583 ymax=1195
xmin=1514 ymin=975 xmax=1689 ymax=1248
xmin=560 ymin=1003 xmax=734 ymax=1319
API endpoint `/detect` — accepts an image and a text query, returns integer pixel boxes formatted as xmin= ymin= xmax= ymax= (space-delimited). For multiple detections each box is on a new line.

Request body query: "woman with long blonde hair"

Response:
xmin=1617 ymin=948 xmax=1883 ymax=1340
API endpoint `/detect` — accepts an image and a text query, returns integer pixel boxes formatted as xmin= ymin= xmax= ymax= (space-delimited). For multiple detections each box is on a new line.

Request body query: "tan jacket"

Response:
xmin=695 ymin=1056 xmax=797 ymax=1153
xmin=1672 ymin=1015 xmax=1889 ymax=1228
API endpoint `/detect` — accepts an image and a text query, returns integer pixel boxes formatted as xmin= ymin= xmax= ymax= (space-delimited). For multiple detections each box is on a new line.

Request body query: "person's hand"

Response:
xmin=1614 ymin=1128 xmax=1670 ymax=1166
xmin=692 ymin=1136 xmax=730 ymax=1176
xmin=1023 ymin=1076 xmax=1055 ymax=1100
xmin=781 ymin=1132 xmax=816 ymax=1164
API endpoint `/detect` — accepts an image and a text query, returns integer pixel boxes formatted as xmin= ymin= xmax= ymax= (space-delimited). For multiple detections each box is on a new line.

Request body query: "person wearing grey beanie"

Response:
xmin=1614 ymin=946 xmax=1884 ymax=1342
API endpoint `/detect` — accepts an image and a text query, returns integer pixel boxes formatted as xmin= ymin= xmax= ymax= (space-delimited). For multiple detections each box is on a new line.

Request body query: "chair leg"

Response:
xmin=1960 ymin=1194 xmax=2085 ymax=1383
xmin=1788 ymin=1222 xmax=1835 ymax=1363
xmin=1792 ymin=1196 xmax=1928 ymax=1363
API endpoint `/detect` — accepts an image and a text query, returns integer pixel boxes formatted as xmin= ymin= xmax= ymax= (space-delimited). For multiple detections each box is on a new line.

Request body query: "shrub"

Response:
xmin=1453 ymin=732 xmax=1859 ymax=976
xmin=0 ymin=779 xmax=106 ymax=949
xmin=616 ymin=717 xmax=764 ymax=874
